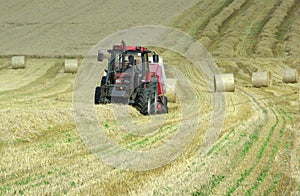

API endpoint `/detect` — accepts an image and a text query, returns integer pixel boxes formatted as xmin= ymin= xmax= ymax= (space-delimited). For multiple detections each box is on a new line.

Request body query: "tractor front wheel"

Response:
xmin=136 ymin=83 xmax=157 ymax=115
xmin=95 ymin=86 xmax=101 ymax=104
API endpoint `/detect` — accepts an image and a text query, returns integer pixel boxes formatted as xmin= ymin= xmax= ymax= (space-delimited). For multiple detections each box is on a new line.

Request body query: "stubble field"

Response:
xmin=0 ymin=0 xmax=299 ymax=195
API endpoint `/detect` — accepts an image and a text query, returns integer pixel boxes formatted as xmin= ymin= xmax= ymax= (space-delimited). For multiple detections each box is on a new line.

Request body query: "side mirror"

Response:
xmin=153 ymin=53 xmax=159 ymax=63
xmin=98 ymin=50 xmax=104 ymax=62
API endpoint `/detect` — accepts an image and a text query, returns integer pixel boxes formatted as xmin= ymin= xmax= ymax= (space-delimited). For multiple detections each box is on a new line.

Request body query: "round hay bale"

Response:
xmin=252 ymin=71 xmax=272 ymax=88
xmin=64 ymin=59 xmax=78 ymax=73
xmin=214 ymin=73 xmax=235 ymax=92
xmin=282 ymin=69 xmax=299 ymax=83
xmin=11 ymin=56 xmax=26 ymax=69
xmin=166 ymin=78 xmax=177 ymax=103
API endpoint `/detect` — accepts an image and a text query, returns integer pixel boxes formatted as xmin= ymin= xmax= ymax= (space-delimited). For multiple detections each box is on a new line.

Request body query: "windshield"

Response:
xmin=113 ymin=52 xmax=144 ymax=72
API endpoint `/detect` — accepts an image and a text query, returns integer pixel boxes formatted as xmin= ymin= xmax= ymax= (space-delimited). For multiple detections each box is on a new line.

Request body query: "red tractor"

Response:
xmin=95 ymin=41 xmax=168 ymax=115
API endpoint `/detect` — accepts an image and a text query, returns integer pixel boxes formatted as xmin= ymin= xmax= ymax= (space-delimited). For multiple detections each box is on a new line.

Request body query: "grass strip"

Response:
xmin=245 ymin=109 xmax=286 ymax=195
xmin=226 ymin=109 xmax=279 ymax=195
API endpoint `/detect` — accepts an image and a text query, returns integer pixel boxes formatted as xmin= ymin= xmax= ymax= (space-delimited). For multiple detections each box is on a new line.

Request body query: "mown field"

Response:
xmin=0 ymin=0 xmax=299 ymax=195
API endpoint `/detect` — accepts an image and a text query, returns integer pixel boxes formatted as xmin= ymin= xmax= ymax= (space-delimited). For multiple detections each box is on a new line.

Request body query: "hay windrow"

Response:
xmin=255 ymin=0 xmax=295 ymax=57
xmin=285 ymin=8 xmax=300 ymax=56
xmin=201 ymin=0 xmax=247 ymax=38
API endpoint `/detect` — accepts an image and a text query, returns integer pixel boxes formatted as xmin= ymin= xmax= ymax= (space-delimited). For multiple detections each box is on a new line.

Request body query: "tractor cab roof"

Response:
xmin=112 ymin=45 xmax=149 ymax=53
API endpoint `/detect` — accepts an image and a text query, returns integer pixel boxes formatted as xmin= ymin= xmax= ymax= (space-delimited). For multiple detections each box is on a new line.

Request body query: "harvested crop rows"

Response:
xmin=0 ymin=0 xmax=299 ymax=195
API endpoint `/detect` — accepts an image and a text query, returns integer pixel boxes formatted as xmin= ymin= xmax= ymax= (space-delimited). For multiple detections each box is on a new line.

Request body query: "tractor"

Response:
xmin=94 ymin=40 xmax=168 ymax=115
